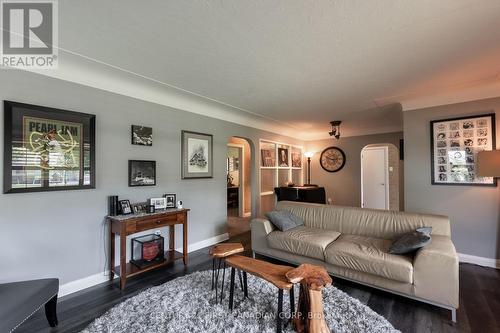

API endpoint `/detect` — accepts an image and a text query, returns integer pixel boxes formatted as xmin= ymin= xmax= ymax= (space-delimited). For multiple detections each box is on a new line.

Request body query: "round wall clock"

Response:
xmin=320 ymin=146 xmax=346 ymax=172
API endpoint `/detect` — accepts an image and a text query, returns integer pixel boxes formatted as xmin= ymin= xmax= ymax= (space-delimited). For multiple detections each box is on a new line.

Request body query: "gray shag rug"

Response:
xmin=82 ymin=269 xmax=399 ymax=333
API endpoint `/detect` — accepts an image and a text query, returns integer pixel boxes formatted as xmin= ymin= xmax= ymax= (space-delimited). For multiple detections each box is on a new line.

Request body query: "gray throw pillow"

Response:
xmin=265 ymin=210 xmax=304 ymax=231
xmin=389 ymin=227 xmax=432 ymax=255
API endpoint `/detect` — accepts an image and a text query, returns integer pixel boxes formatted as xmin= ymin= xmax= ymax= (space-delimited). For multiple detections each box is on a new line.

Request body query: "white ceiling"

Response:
xmin=27 ymin=1 xmax=500 ymax=139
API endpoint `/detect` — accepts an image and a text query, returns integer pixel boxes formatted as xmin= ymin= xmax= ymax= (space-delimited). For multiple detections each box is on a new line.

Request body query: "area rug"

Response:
xmin=82 ymin=269 xmax=399 ymax=333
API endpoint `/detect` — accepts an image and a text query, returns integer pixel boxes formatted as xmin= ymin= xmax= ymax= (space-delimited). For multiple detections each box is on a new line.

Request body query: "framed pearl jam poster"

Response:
xmin=430 ymin=113 xmax=496 ymax=186
xmin=3 ymin=101 xmax=96 ymax=193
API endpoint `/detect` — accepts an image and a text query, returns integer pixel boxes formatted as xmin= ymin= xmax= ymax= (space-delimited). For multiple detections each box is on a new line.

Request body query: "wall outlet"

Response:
xmin=327 ymin=198 xmax=332 ymax=205
xmin=154 ymin=230 xmax=161 ymax=236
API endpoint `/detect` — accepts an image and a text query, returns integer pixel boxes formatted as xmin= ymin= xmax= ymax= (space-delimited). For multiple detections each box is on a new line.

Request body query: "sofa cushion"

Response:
xmin=266 ymin=210 xmax=304 ymax=231
xmin=267 ymin=226 xmax=341 ymax=260
xmin=324 ymin=234 xmax=413 ymax=283
xmin=389 ymin=228 xmax=432 ymax=254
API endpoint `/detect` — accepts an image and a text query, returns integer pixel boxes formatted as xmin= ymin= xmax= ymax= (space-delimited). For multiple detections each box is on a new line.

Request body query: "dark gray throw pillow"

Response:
xmin=265 ymin=210 xmax=304 ymax=231
xmin=389 ymin=227 xmax=432 ymax=255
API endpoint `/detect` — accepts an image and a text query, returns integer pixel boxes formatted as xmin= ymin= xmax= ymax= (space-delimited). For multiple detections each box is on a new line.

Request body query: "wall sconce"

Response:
xmin=329 ymin=121 xmax=342 ymax=139
xmin=304 ymin=151 xmax=315 ymax=186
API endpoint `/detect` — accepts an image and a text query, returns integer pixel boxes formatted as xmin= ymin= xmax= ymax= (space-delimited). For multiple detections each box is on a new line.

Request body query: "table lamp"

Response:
xmin=304 ymin=151 xmax=315 ymax=186
xmin=477 ymin=150 xmax=500 ymax=178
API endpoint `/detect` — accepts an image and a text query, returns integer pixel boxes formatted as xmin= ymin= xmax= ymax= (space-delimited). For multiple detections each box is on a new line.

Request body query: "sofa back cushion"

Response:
xmin=275 ymin=201 xmax=450 ymax=239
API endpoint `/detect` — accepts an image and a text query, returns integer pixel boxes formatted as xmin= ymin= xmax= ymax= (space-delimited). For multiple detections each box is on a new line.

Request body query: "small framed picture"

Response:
xmin=163 ymin=194 xmax=176 ymax=208
xmin=131 ymin=125 xmax=153 ymax=146
xmin=129 ymin=160 xmax=156 ymax=186
xmin=119 ymin=200 xmax=132 ymax=215
xmin=150 ymin=197 xmax=167 ymax=210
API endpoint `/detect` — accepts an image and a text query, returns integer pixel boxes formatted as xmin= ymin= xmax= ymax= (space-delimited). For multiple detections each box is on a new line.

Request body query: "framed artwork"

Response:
xmin=119 ymin=200 xmax=132 ymax=215
xmin=163 ymin=193 xmax=176 ymax=208
xmin=260 ymin=148 xmax=275 ymax=167
xmin=129 ymin=160 xmax=156 ymax=186
xmin=430 ymin=113 xmax=496 ymax=186
xmin=278 ymin=147 xmax=289 ymax=167
xmin=291 ymin=148 xmax=302 ymax=168
xmin=181 ymin=130 xmax=213 ymax=179
xmin=131 ymin=125 xmax=152 ymax=146
xmin=3 ymin=101 xmax=96 ymax=194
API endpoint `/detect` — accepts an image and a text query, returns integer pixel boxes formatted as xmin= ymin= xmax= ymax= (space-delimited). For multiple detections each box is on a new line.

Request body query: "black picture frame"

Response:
xmin=119 ymin=199 xmax=132 ymax=215
xmin=3 ymin=101 xmax=96 ymax=194
xmin=163 ymin=193 xmax=176 ymax=208
xmin=131 ymin=125 xmax=153 ymax=146
xmin=128 ymin=160 xmax=156 ymax=187
xmin=181 ymin=130 xmax=213 ymax=179
xmin=430 ymin=113 xmax=496 ymax=187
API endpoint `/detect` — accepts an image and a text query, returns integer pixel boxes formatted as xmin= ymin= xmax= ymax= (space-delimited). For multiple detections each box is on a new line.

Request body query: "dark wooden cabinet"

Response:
xmin=274 ymin=186 xmax=326 ymax=204
xmin=108 ymin=208 xmax=189 ymax=289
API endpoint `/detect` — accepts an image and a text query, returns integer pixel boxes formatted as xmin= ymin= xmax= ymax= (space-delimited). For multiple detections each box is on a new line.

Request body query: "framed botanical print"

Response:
xmin=430 ymin=113 xmax=496 ymax=186
xmin=181 ymin=130 xmax=213 ymax=179
xmin=3 ymin=101 xmax=96 ymax=193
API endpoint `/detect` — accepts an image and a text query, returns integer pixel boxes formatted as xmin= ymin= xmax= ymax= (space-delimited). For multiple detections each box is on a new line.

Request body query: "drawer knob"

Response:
xmin=156 ymin=220 xmax=161 ymax=224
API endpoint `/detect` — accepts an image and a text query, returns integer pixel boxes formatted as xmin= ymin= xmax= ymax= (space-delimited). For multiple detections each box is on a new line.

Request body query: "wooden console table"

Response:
xmin=108 ymin=208 xmax=189 ymax=289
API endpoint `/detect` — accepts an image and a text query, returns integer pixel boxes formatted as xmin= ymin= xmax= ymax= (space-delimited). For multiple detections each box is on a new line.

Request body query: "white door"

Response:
xmin=361 ymin=147 xmax=389 ymax=210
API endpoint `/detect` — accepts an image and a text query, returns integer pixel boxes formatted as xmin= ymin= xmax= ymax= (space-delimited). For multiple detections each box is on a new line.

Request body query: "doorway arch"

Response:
xmin=227 ymin=136 xmax=254 ymax=236
xmin=361 ymin=143 xmax=400 ymax=211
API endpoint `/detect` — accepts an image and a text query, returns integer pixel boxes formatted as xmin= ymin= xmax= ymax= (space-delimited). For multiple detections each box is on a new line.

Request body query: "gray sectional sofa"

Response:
xmin=251 ymin=201 xmax=459 ymax=322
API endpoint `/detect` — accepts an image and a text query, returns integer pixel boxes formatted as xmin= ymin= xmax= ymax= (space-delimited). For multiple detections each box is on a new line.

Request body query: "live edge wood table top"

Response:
xmin=107 ymin=208 xmax=190 ymax=290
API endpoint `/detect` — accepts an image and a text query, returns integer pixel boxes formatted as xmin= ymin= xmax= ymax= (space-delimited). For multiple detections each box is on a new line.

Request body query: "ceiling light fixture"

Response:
xmin=329 ymin=121 xmax=342 ymax=139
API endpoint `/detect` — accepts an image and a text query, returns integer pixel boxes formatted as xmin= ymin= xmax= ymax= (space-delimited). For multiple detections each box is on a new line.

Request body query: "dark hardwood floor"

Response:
xmin=17 ymin=232 xmax=500 ymax=333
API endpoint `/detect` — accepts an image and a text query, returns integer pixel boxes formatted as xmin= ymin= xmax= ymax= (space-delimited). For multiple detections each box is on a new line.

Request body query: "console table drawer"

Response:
xmin=134 ymin=215 xmax=177 ymax=232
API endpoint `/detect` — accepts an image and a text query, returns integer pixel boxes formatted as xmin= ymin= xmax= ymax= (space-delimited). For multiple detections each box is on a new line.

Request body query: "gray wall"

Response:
xmin=404 ymin=97 xmax=500 ymax=260
xmin=0 ymin=70 xmax=302 ymax=285
xmin=305 ymin=132 xmax=404 ymax=208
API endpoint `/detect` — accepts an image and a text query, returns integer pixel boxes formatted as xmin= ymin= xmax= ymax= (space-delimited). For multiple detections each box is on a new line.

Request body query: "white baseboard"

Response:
xmin=175 ymin=232 xmax=229 ymax=253
xmin=458 ymin=253 xmax=500 ymax=269
xmin=59 ymin=232 xmax=229 ymax=298
xmin=59 ymin=271 xmax=114 ymax=298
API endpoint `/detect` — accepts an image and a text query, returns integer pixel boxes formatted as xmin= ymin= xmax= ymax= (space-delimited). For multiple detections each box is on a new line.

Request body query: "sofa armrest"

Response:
xmin=413 ymin=235 xmax=459 ymax=309
xmin=251 ymin=218 xmax=275 ymax=253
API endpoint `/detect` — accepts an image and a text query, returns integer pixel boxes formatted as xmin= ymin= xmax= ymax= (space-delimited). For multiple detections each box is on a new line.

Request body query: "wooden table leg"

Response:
xmin=169 ymin=225 xmax=175 ymax=251
xmin=109 ymin=224 xmax=115 ymax=281
xmin=119 ymin=232 xmax=127 ymax=290
xmin=183 ymin=219 xmax=188 ymax=265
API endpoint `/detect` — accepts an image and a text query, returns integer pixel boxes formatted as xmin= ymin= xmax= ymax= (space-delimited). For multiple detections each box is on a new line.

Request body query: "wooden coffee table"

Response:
xmin=209 ymin=243 xmax=244 ymax=303
xmin=225 ymin=255 xmax=295 ymax=333
xmin=286 ymin=264 xmax=332 ymax=333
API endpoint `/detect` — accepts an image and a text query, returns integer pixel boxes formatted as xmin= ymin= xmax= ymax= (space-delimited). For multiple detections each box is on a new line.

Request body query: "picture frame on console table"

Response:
xmin=181 ymin=130 xmax=213 ymax=179
xmin=3 ymin=101 xmax=96 ymax=194
xmin=430 ymin=113 xmax=496 ymax=186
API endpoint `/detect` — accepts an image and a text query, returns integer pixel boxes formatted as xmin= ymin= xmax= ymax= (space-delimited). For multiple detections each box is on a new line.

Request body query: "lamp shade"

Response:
xmin=477 ymin=150 xmax=500 ymax=177
xmin=304 ymin=151 xmax=314 ymax=158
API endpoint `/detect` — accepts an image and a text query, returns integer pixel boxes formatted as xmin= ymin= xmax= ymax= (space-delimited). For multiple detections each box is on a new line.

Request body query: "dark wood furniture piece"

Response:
xmin=0 ymin=278 xmax=59 ymax=332
xmin=108 ymin=208 xmax=189 ymax=290
xmin=274 ymin=186 xmax=326 ymax=204
xmin=286 ymin=264 xmax=332 ymax=333
xmin=225 ymin=255 xmax=295 ymax=333
xmin=209 ymin=243 xmax=245 ymax=303
xmin=227 ymin=186 xmax=239 ymax=208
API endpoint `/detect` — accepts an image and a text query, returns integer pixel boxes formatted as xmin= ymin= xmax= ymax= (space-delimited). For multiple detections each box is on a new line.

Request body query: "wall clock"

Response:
xmin=320 ymin=146 xmax=346 ymax=172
